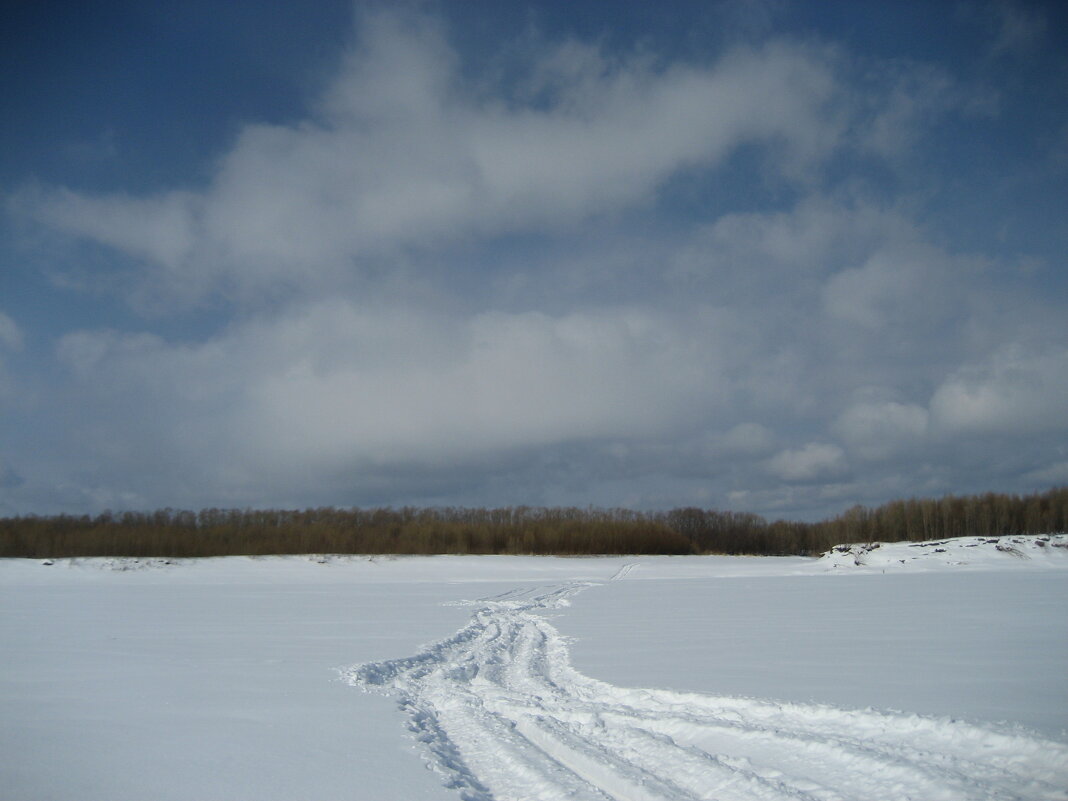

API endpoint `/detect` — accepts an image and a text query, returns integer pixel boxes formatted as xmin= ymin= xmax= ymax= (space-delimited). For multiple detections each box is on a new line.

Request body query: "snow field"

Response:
xmin=2 ymin=535 xmax=1066 ymax=799
xmin=347 ymin=573 xmax=1068 ymax=801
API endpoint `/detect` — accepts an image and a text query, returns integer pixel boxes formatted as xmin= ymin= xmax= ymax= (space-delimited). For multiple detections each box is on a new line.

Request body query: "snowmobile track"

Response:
xmin=346 ymin=581 xmax=1068 ymax=801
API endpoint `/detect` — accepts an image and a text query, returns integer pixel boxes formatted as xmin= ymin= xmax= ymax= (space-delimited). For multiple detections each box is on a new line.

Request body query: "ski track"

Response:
xmin=345 ymin=580 xmax=1068 ymax=801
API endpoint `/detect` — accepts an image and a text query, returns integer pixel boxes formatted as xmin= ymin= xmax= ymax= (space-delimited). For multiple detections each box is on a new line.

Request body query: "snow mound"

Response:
xmin=820 ymin=533 xmax=1068 ymax=571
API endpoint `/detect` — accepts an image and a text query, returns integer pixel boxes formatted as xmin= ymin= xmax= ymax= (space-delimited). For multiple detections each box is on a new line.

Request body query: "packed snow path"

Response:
xmin=346 ymin=576 xmax=1068 ymax=801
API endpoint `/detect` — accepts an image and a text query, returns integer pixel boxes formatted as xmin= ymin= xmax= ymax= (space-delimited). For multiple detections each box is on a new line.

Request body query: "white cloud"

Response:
xmin=53 ymin=301 xmax=733 ymax=487
xmin=767 ymin=442 xmax=847 ymax=482
xmin=0 ymin=311 xmax=21 ymax=351
xmin=4 ymin=7 xmax=1066 ymax=518
xmin=245 ymin=307 xmax=717 ymax=465
xmin=33 ymin=184 xmax=1063 ymax=514
xmin=929 ymin=347 xmax=1068 ymax=435
xmin=823 ymin=250 xmax=917 ymax=330
xmin=16 ymin=10 xmax=844 ymax=304
xmin=20 ymin=188 xmax=198 ymax=271
xmin=856 ymin=62 xmax=997 ymax=159
xmin=989 ymin=1 xmax=1047 ymax=55
xmin=861 ymin=65 xmax=952 ymax=157
xmin=673 ymin=196 xmax=919 ymax=302
xmin=822 ymin=243 xmax=964 ymax=331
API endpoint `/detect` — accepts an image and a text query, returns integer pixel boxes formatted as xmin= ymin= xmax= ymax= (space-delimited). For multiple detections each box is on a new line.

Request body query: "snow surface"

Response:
xmin=2 ymin=536 xmax=1067 ymax=800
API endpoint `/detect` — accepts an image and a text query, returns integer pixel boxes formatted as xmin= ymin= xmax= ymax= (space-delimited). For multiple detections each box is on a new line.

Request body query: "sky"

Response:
xmin=1 ymin=0 xmax=1067 ymax=520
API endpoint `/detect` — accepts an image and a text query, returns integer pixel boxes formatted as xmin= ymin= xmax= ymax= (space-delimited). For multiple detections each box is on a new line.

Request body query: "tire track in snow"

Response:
xmin=345 ymin=582 xmax=1068 ymax=801
xmin=609 ymin=563 xmax=639 ymax=581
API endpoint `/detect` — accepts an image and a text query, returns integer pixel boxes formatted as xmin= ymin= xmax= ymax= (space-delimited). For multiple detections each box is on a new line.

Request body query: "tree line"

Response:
xmin=1 ymin=487 xmax=1065 ymax=559
xmin=663 ymin=486 xmax=1068 ymax=556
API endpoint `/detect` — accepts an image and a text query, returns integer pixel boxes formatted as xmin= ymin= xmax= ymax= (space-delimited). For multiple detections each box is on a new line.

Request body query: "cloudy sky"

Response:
xmin=2 ymin=1 xmax=1067 ymax=520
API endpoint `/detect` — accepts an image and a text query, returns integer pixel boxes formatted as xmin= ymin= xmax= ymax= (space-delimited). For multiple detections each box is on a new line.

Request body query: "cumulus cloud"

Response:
xmin=14 ymin=9 xmax=844 ymax=304
xmin=671 ymin=197 xmax=1000 ymax=398
xmin=823 ymin=249 xmax=922 ymax=330
xmin=673 ymin=195 xmax=921 ymax=303
xmin=929 ymin=347 xmax=1068 ymax=435
xmin=822 ymin=243 xmax=967 ymax=332
xmin=767 ymin=443 xmax=848 ymax=482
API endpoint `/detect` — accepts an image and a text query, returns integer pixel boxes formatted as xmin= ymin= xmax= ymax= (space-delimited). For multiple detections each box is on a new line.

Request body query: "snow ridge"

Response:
xmin=820 ymin=533 xmax=1068 ymax=572
xmin=345 ymin=581 xmax=1068 ymax=800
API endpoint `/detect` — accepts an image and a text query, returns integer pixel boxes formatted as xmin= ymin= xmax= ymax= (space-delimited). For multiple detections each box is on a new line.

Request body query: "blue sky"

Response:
xmin=2 ymin=0 xmax=1067 ymax=519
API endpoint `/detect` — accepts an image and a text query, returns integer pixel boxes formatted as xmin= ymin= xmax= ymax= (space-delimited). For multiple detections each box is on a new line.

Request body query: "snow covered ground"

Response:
xmin=2 ymin=535 xmax=1067 ymax=800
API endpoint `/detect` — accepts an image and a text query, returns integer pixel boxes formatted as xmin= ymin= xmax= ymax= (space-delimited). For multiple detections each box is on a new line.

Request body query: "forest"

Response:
xmin=1 ymin=487 xmax=1065 ymax=559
